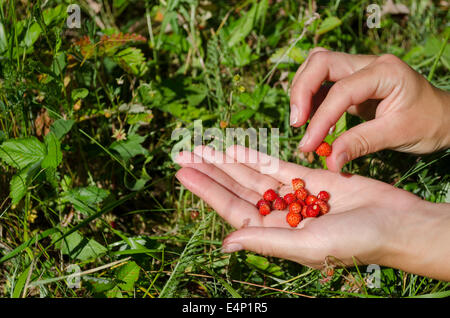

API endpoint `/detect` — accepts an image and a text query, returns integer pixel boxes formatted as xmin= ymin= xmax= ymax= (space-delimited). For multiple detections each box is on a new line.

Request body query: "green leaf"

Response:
xmin=42 ymin=132 xmax=62 ymax=169
xmin=110 ymin=133 xmax=149 ymax=162
xmin=43 ymin=5 xmax=67 ymax=26
xmin=12 ymin=264 xmax=32 ymax=298
xmin=55 ymin=230 xmax=107 ymax=261
xmin=50 ymin=119 xmax=75 ymax=139
xmin=22 ymin=22 xmax=42 ymax=48
xmin=0 ymin=137 xmax=45 ymax=170
xmin=61 ymin=186 xmax=110 ymax=215
xmin=116 ymin=261 xmax=140 ymax=292
xmin=9 ymin=166 xmax=37 ymax=205
xmin=316 ymin=16 xmax=342 ymax=36
xmin=269 ymin=46 xmax=307 ymax=64
xmin=71 ymin=88 xmax=89 ymax=101
xmin=227 ymin=4 xmax=257 ymax=46
xmin=231 ymin=109 xmax=256 ymax=125
xmin=0 ymin=22 xmax=7 ymax=53
xmin=245 ymin=254 xmax=283 ymax=277
xmin=114 ymin=47 xmax=148 ymax=76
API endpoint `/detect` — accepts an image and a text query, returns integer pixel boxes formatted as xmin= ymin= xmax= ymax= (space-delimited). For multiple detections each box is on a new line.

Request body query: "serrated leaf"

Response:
xmin=114 ymin=47 xmax=148 ymax=76
xmin=42 ymin=132 xmax=62 ymax=169
xmin=0 ymin=137 xmax=45 ymax=170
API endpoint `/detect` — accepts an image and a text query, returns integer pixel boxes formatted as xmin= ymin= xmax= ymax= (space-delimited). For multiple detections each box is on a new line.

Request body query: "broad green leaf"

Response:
xmin=245 ymin=254 xmax=283 ymax=277
xmin=227 ymin=4 xmax=257 ymax=46
xmin=106 ymin=286 xmax=123 ymax=298
xmin=55 ymin=230 xmax=107 ymax=261
xmin=10 ymin=167 xmax=33 ymax=205
xmin=12 ymin=264 xmax=32 ymax=298
xmin=43 ymin=5 xmax=67 ymax=26
xmin=231 ymin=108 xmax=256 ymax=125
xmin=0 ymin=137 xmax=45 ymax=170
xmin=316 ymin=16 xmax=342 ymax=36
xmin=0 ymin=22 xmax=7 ymax=53
xmin=50 ymin=119 xmax=75 ymax=139
xmin=61 ymin=186 xmax=110 ymax=215
xmin=269 ymin=46 xmax=307 ymax=64
xmin=71 ymin=88 xmax=89 ymax=101
xmin=42 ymin=132 xmax=62 ymax=169
xmin=22 ymin=22 xmax=42 ymax=48
xmin=116 ymin=261 xmax=140 ymax=292
xmin=110 ymin=133 xmax=149 ymax=162
xmin=51 ymin=52 xmax=66 ymax=76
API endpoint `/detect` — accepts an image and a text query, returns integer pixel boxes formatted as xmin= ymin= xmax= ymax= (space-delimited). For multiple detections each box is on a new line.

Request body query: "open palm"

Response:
xmin=175 ymin=145 xmax=421 ymax=269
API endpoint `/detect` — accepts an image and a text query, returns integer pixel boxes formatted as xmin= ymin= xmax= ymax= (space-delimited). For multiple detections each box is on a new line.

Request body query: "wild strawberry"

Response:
xmin=288 ymin=202 xmax=302 ymax=214
xmin=317 ymin=191 xmax=330 ymax=202
xmin=295 ymin=188 xmax=308 ymax=201
xmin=301 ymin=205 xmax=308 ymax=218
xmin=316 ymin=199 xmax=329 ymax=215
xmin=292 ymin=178 xmax=305 ymax=191
xmin=315 ymin=142 xmax=332 ymax=157
xmin=286 ymin=211 xmax=301 ymax=227
xmin=283 ymin=193 xmax=296 ymax=205
xmin=305 ymin=195 xmax=318 ymax=206
xmin=273 ymin=197 xmax=287 ymax=210
xmin=263 ymin=189 xmax=278 ymax=202
xmin=256 ymin=199 xmax=271 ymax=209
xmin=259 ymin=202 xmax=272 ymax=216
xmin=305 ymin=204 xmax=320 ymax=218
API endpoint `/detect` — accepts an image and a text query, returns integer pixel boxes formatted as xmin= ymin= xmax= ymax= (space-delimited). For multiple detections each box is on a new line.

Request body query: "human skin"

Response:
xmin=289 ymin=48 xmax=450 ymax=172
xmin=175 ymin=146 xmax=450 ymax=282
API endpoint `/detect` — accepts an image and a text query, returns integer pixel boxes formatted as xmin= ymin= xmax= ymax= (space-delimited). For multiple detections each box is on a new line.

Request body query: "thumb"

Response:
xmin=327 ymin=118 xmax=393 ymax=172
xmin=221 ymin=226 xmax=310 ymax=264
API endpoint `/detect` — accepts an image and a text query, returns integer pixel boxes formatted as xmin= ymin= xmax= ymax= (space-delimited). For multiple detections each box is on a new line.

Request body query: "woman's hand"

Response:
xmin=175 ymin=145 xmax=450 ymax=281
xmin=289 ymin=48 xmax=450 ymax=172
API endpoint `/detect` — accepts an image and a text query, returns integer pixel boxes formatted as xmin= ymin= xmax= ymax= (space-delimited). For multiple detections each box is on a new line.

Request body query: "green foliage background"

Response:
xmin=0 ymin=0 xmax=449 ymax=298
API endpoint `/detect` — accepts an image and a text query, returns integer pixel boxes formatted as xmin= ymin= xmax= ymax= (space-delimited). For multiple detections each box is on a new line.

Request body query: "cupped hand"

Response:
xmin=175 ymin=145 xmax=423 ymax=269
xmin=290 ymin=48 xmax=450 ymax=172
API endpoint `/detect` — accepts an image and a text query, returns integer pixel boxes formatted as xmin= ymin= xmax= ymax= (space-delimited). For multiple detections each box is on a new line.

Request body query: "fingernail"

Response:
xmin=298 ymin=132 xmax=309 ymax=149
xmin=221 ymin=242 xmax=243 ymax=253
xmin=290 ymin=104 xmax=299 ymax=126
xmin=328 ymin=126 xmax=335 ymax=135
xmin=336 ymin=152 xmax=349 ymax=170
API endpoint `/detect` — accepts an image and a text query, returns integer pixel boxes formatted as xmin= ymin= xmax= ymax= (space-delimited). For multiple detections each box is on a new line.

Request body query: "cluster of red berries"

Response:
xmin=256 ymin=178 xmax=330 ymax=227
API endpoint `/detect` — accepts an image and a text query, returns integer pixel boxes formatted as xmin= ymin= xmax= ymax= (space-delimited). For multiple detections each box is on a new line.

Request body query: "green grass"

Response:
xmin=0 ymin=0 xmax=449 ymax=298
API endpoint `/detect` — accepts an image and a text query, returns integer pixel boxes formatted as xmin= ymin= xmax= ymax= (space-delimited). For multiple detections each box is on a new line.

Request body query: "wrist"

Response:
xmin=380 ymin=199 xmax=450 ymax=281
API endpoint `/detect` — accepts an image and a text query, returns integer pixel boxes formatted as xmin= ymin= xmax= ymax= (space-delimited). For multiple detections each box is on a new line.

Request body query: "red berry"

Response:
xmin=317 ymin=191 xmax=330 ymax=202
xmin=292 ymin=178 xmax=305 ymax=191
xmin=301 ymin=205 xmax=308 ymax=218
xmin=295 ymin=188 xmax=308 ymax=201
xmin=316 ymin=199 xmax=329 ymax=215
xmin=305 ymin=195 xmax=318 ymax=206
xmin=288 ymin=202 xmax=302 ymax=214
xmin=283 ymin=193 xmax=296 ymax=205
xmin=263 ymin=189 xmax=278 ymax=201
xmin=315 ymin=142 xmax=332 ymax=157
xmin=273 ymin=197 xmax=287 ymax=210
xmin=305 ymin=204 xmax=320 ymax=218
xmin=256 ymin=199 xmax=271 ymax=209
xmin=259 ymin=203 xmax=272 ymax=216
xmin=286 ymin=212 xmax=301 ymax=227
